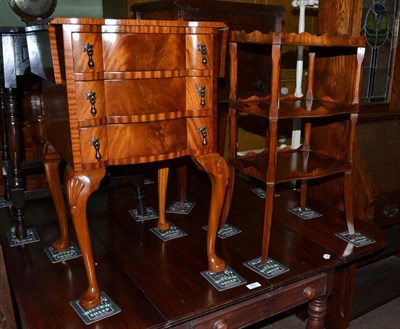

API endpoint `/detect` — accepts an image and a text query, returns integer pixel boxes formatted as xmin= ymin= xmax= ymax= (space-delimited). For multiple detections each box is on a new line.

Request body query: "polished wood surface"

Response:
xmin=0 ymin=166 xmax=386 ymax=328
xmin=26 ymin=17 xmax=229 ymax=310
xmin=0 ymin=244 xmax=17 ymax=329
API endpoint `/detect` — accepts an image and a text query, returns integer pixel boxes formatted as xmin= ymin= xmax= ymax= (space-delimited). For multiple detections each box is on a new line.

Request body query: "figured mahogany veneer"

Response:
xmin=26 ymin=18 xmax=228 ymax=310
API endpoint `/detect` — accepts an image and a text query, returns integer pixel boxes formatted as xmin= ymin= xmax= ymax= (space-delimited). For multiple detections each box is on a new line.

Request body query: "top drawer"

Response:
xmin=71 ymin=32 xmax=214 ymax=73
xmin=72 ymin=33 xmax=104 ymax=73
xmin=102 ymin=33 xmax=186 ymax=71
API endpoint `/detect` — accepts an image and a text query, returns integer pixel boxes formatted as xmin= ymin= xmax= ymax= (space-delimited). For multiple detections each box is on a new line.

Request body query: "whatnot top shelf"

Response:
xmin=230 ymin=95 xmax=359 ymax=119
xmin=230 ymin=30 xmax=366 ymax=47
xmin=232 ymin=148 xmax=351 ymax=184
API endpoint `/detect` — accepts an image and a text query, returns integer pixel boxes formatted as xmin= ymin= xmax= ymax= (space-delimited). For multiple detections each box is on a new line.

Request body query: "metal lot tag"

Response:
xmin=201 ymin=266 xmax=247 ymax=291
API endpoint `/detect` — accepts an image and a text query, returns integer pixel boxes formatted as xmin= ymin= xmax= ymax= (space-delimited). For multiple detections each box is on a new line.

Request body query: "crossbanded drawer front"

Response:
xmin=72 ymin=33 xmax=103 ymax=73
xmin=187 ymin=117 xmax=213 ymax=153
xmin=186 ymin=34 xmax=213 ymax=70
xmin=186 ymin=77 xmax=213 ymax=113
xmin=105 ymin=78 xmax=186 ymax=119
xmin=107 ymin=119 xmax=187 ymax=161
xmin=79 ymin=126 xmax=109 ymax=164
xmin=102 ymin=33 xmax=186 ymax=72
xmin=75 ymin=81 xmax=105 ymax=122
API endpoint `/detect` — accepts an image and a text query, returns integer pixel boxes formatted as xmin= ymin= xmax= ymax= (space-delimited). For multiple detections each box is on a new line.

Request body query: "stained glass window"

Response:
xmin=361 ymin=0 xmax=399 ymax=103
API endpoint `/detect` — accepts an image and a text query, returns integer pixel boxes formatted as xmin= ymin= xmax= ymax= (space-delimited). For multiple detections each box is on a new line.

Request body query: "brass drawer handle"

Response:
xmin=198 ymin=126 xmax=208 ymax=146
xmin=83 ymin=43 xmax=95 ymax=69
xmin=86 ymin=91 xmax=97 ymax=116
xmin=197 ymin=43 xmax=207 ymax=66
xmin=90 ymin=137 xmax=102 ymax=160
xmin=197 ymin=86 xmax=206 ymax=107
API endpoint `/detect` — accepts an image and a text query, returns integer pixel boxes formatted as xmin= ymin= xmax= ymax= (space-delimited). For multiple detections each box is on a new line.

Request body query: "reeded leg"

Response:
xmin=300 ymin=179 xmax=307 ymax=211
xmin=65 ymin=165 xmax=106 ymax=309
xmin=301 ymin=120 xmax=312 ymax=212
xmin=307 ymin=296 xmax=327 ymax=329
xmin=157 ymin=167 xmax=171 ymax=231
xmin=192 ymin=153 xmax=229 ymax=273
xmin=43 ymin=142 xmax=69 ymax=251
xmin=345 ymin=113 xmax=357 ymax=236
xmin=261 ymin=182 xmax=275 ymax=265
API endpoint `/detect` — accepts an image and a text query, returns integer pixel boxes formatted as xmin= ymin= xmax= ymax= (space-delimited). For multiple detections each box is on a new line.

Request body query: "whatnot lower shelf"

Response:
xmin=231 ymin=95 xmax=358 ymax=119
xmin=230 ymin=30 xmax=366 ymax=48
xmin=233 ymin=148 xmax=351 ymax=183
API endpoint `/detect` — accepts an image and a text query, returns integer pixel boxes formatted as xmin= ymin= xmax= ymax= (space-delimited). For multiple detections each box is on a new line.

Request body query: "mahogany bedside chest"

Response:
xmin=25 ymin=17 xmax=228 ymax=309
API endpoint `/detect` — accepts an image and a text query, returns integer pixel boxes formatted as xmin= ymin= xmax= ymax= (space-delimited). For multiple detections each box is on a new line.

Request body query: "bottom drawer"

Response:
xmin=188 ymin=273 xmax=327 ymax=329
xmin=107 ymin=119 xmax=188 ymax=162
xmin=79 ymin=116 xmax=215 ymax=166
xmin=79 ymin=126 xmax=109 ymax=164
xmin=187 ymin=116 xmax=214 ymax=154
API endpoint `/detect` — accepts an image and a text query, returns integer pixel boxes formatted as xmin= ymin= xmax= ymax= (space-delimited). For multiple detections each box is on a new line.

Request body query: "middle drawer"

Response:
xmin=75 ymin=77 xmax=212 ymax=124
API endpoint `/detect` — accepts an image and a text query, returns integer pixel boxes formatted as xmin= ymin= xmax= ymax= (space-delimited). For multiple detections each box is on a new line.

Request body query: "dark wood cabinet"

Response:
xmin=102 ymin=0 xmax=136 ymax=18
xmin=130 ymin=0 xmax=283 ymax=157
xmin=304 ymin=1 xmax=400 ymax=327
xmin=353 ymin=117 xmax=400 ymax=228
xmin=131 ymin=0 xmax=284 ymax=103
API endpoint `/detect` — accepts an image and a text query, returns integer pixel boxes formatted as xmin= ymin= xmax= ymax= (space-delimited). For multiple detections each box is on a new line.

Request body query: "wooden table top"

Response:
xmin=0 ymin=164 xmax=386 ymax=328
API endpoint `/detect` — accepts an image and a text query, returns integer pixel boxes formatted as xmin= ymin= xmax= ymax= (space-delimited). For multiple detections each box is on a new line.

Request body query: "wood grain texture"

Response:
xmin=44 ymin=18 xmax=224 ymax=170
xmin=0 ymin=245 xmax=16 ymax=329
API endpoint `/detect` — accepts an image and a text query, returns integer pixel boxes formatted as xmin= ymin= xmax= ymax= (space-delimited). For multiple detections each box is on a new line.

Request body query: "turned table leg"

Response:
xmin=4 ymin=88 xmax=26 ymax=239
xmin=43 ymin=142 xmax=70 ymax=251
xmin=0 ymin=87 xmax=11 ymax=202
xmin=192 ymin=153 xmax=229 ymax=273
xmin=65 ymin=165 xmax=106 ymax=309
xmin=307 ymin=296 xmax=327 ymax=329
xmin=132 ymin=174 xmax=147 ymax=216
